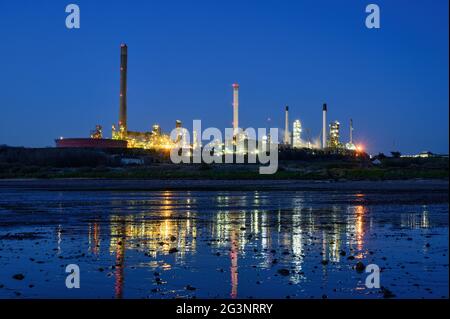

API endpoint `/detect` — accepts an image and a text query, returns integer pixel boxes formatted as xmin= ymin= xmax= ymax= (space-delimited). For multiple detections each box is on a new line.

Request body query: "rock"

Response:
xmin=12 ymin=274 xmax=24 ymax=280
xmin=381 ymin=286 xmax=395 ymax=298
xmin=277 ymin=269 xmax=290 ymax=276
xmin=168 ymin=248 xmax=178 ymax=254
xmin=355 ymin=262 xmax=365 ymax=272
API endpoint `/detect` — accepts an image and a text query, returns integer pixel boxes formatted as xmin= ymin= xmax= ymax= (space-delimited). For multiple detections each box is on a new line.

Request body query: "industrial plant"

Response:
xmin=56 ymin=44 xmax=364 ymax=155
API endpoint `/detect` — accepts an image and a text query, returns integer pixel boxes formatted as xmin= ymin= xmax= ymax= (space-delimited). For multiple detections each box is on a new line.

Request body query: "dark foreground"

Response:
xmin=0 ymin=179 xmax=448 ymax=299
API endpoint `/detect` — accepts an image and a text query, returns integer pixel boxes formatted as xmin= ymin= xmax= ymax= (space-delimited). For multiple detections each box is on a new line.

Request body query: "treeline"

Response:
xmin=0 ymin=147 xmax=110 ymax=167
xmin=278 ymin=147 xmax=370 ymax=162
xmin=0 ymin=146 xmax=168 ymax=168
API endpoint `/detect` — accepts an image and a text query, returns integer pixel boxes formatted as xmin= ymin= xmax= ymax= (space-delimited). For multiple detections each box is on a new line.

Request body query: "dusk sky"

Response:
xmin=0 ymin=0 xmax=448 ymax=154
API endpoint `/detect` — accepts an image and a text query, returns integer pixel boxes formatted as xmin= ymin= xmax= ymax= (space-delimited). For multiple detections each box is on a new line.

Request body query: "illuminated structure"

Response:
xmin=111 ymin=44 xmax=178 ymax=150
xmin=327 ymin=120 xmax=341 ymax=149
xmin=345 ymin=118 xmax=357 ymax=150
xmin=57 ymin=44 xmax=369 ymax=153
xmin=90 ymin=125 xmax=103 ymax=139
xmin=193 ymin=130 xmax=200 ymax=150
xmin=174 ymin=120 xmax=189 ymax=147
xmin=284 ymin=106 xmax=290 ymax=145
xmin=292 ymin=119 xmax=302 ymax=148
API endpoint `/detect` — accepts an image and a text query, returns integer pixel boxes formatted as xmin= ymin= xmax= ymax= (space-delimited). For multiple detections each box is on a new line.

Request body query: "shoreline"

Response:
xmin=0 ymin=178 xmax=448 ymax=192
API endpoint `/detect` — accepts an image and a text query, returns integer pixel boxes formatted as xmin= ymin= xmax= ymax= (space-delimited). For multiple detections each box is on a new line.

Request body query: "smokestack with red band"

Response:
xmin=284 ymin=106 xmax=290 ymax=145
xmin=119 ymin=44 xmax=128 ymax=131
xmin=232 ymin=83 xmax=239 ymax=136
xmin=322 ymin=103 xmax=327 ymax=149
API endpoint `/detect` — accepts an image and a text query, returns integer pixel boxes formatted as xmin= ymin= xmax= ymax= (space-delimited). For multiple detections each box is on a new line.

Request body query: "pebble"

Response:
xmin=12 ymin=274 xmax=24 ymax=280
xmin=277 ymin=269 xmax=290 ymax=276
xmin=355 ymin=262 xmax=365 ymax=272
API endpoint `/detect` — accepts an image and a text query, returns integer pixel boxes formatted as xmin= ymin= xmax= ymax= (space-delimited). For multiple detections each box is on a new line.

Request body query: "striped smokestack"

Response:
xmin=119 ymin=44 xmax=128 ymax=131
xmin=284 ymin=106 xmax=290 ymax=145
xmin=232 ymin=83 xmax=239 ymax=137
xmin=322 ymin=103 xmax=327 ymax=149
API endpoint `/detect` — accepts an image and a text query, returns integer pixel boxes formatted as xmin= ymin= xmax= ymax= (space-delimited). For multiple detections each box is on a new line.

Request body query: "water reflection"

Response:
xmin=80 ymin=191 xmax=434 ymax=298
xmin=400 ymin=207 xmax=430 ymax=229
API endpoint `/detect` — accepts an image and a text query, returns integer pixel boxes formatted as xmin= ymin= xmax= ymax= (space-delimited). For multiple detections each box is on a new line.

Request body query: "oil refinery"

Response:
xmin=56 ymin=44 xmax=364 ymax=154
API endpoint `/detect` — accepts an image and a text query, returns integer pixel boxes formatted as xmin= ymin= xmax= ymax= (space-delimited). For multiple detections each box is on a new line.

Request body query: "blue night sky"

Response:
xmin=0 ymin=0 xmax=448 ymax=154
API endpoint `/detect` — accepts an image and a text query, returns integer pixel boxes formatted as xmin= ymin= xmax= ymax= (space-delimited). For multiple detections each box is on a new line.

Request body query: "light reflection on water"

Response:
xmin=80 ymin=191 xmax=440 ymax=299
xmin=0 ymin=190 xmax=447 ymax=299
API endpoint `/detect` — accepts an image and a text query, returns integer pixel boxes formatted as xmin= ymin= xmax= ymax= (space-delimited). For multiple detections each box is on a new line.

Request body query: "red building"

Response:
xmin=55 ymin=138 xmax=127 ymax=148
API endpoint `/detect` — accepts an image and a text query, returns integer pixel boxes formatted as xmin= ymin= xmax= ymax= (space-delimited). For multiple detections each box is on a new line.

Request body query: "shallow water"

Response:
xmin=0 ymin=189 xmax=448 ymax=299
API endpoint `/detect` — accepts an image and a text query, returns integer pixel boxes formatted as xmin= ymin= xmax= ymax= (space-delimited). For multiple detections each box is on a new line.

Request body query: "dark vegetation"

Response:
xmin=0 ymin=145 xmax=447 ymax=180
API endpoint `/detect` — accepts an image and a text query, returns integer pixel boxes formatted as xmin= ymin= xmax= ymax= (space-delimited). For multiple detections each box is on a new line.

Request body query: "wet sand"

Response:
xmin=0 ymin=178 xmax=448 ymax=192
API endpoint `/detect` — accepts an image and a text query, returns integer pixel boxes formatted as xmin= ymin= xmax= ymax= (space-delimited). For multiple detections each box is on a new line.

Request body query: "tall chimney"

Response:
xmin=119 ymin=44 xmax=128 ymax=131
xmin=232 ymin=83 xmax=239 ymax=136
xmin=322 ymin=103 xmax=327 ymax=149
xmin=284 ymin=106 xmax=290 ymax=145
xmin=350 ymin=118 xmax=353 ymax=144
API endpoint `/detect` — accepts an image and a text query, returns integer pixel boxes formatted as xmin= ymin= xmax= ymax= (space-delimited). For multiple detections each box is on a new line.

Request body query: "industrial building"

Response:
xmin=292 ymin=120 xmax=302 ymax=148
xmin=55 ymin=137 xmax=127 ymax=148
xmin=345 ymin=119 xmax=357 ymax=151
xmin=111 ymin=44 xmax=177 ymax=150
xmin=56 ymin=44 xmax=364 ymax=154
xmin=327 ymin=121 xmax=341 ymax=148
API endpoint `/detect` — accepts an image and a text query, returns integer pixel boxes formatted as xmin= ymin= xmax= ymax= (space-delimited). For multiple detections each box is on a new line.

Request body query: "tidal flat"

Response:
xmin=0 ymin=179 xmax=448 ymax=299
